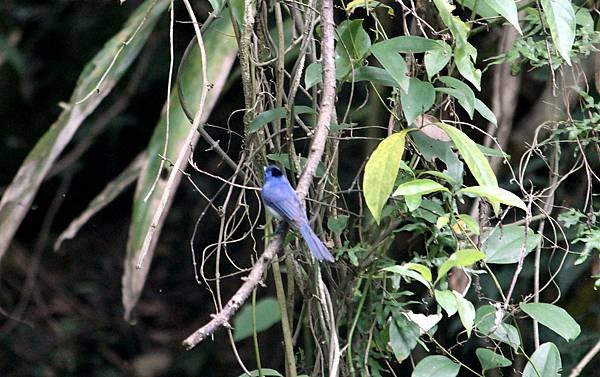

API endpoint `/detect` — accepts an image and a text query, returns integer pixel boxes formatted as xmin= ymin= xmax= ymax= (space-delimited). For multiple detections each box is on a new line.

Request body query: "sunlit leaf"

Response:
xmin=392 ymin=179 xmax=449 ymax=197
xmin=405 ymin=263 xmax=433 ymax=282
xmin=541 ymin=0 xmax=576 ymax=65
xmin=436 ymin=249 xmax=485 ymax=283
xmin=459 ymin=185 xmax=527 ymax=211
xmin=435 ymin=289 xmax=458 ymax=316
xmin=363 ymin=130 xmax=410 ymax=223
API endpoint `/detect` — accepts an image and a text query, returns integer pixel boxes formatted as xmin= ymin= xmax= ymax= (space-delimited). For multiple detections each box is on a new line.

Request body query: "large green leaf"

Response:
xmin=363 ymin=130 xmax=410 ymax=224
xmin=0 ymin=0 xmax=168 ymax=262
xmin=412 ymin=355 xmax=460 ymax=377
xmin=390 ymin=315 xmax=420 ymax=362
xmin=234 ymin=297 xmax=281 ymax=341
xmin=124 ymin=13 xmax=238 ymax=320
xmin=476 ymin=348 xmax=512 ymax=371
xmin=393 ymin=179 xmax=449 ymax=197
xmin=475 ymin=305 xmax=521 ymax=350
xmin=484 ymin=0 xmax=522 ymax=34
xmin=436 ymin=249 xmax=486 ymax=283
xmin=520 ymin=303 xmax=581 ymax=341
xmin=371 ymin=42 xmax=409 ymax=91
xmin=400 ymin=78 xmax=436 ymax=125
xmin=434 ymin=290 xmax=458 ymax=316
xmin=336 ymin=19 xmax=372 ymax=79
xmin=459 ymin=186 xmax=526 ymax=211
xmin=433 ymin=0 xmax=481 ymax=89
xmin=481 ymin=225 xmax=541 ymax=264
xmin=435 ymin=123 xmax=499 ymax=213
xmin=454 ymin=291 xmax=476 ymax=336
xmin=541 ymin=0 xmax=576 ymax=65
xmin=522 ymin=342 xmax=562 ymax=377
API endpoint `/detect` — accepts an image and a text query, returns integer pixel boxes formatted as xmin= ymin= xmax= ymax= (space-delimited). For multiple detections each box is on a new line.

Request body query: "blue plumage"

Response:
xmin=261 ymin=165 xmax=335 ymax=262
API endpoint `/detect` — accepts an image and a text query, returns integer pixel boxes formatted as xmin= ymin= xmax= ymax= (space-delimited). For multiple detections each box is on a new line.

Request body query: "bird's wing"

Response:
xmin=262 ymin=184 xmax=305 ymax=226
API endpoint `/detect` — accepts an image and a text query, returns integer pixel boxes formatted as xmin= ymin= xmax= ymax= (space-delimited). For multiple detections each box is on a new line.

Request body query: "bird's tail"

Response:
xmin=299 ymin=222 xmax=335 ymax=262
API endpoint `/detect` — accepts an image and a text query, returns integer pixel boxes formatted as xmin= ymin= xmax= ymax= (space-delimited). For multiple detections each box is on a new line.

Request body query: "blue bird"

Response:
xmin=261 ymin=165 xmax=335 ymax=262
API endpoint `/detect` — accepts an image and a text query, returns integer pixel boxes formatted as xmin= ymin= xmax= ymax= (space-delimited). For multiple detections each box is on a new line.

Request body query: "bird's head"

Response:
xmin=264 ymin=165 xmax=284 ymax=181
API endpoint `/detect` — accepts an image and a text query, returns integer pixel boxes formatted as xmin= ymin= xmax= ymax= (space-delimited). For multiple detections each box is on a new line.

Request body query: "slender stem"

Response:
xmin=347 ymin=276 xmax=371 ymax=377
xmin=273 ymin=256 xmax=298 ymax=377
xmin=252 ymin=288 xmax=264 ymax=377
xmin=569 ymin=339 xmax=600 ymax=377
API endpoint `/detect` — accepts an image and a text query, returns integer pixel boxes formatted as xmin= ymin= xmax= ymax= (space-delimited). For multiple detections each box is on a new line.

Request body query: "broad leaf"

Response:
xmin=484 ymin=0 xmax=522 ymax=34
xmin=522 ymin=342 xmax=562 ymax=377
xmin=234 ymin=297 xmax=281 ymax=341
xmin=124 ymin=13 xmax=237 ymax=320
xmin=390 ymin=315 xmax=420 ymax=362
xmin=520 ymin=303 xmax=581 ymax=341
xmin=434 ymin=290 xmax=458 ymax=316
xmin=436 ymin=249 xmax=485 ymax=283
xmin=412 ymin=355 xmax=460 ymax=377
xmin=0 ymin=0 xmax=168 ymax=261
xmin=305 ymin=62 xmax=322 ymax=89
xmin=459 ymin=185 xmax=527 ymax=211
xmin=481 ymin=225 xmax=541 ymax=264
xmin=405 ymin=263 xmax=433 ymax=282
xmin=475 ymin=305 xmax=521 ymax=350
xmin=541 ymin=0 xmax=576 ymax=65
xmin=476 ymin=348 xmax=512 ymax=371
xmin=401 ymin=78 xmax=436 ymax=125
xmin=336 ymin=19 xmax=371 ymax=79
xmin=363 ymin=130 xmax=410 ymax=223
xmin=454 ymin=291 xmax=476 ymax=336
xmin=371 ymin=42 xmax=409 ymax=91
xmin=393 ymin=179 xmax=449 ymax=197
xmin=383 ymin=265 xmax=432 ymax=290
xmin=425 ymin=49 xmax=452 ymax=79
xmin=435 ymin=123 xmax=499 ymax=213
xmin=437 ymin=76 xmax=475 ymax=117
xmin=353 ymin=66 xmax=398 ymax=87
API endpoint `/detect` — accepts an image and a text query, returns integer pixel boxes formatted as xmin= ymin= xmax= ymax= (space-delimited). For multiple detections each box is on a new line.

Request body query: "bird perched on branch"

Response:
xmin=261 ymin=165 xmax=335 ymax=262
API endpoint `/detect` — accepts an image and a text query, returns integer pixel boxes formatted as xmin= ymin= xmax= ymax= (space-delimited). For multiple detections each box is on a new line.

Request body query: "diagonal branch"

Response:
xmin=182 ymin=0 xmax=337 ymax=350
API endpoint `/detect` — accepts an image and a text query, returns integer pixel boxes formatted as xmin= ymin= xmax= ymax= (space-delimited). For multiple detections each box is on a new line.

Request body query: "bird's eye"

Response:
xmin=269 ymin=166 xmax=283 ymax=177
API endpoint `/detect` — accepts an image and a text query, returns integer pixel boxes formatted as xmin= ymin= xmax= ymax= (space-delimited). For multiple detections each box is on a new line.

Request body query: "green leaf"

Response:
xmin=234 ymin=298 xmax=281 ymax=341
xmin=363 ymin=130 xmax=410 ymax=223
xmin=390 ymin=315 xmax=421 ymax=362
xmin=393 ymin=179 xmax=449 ymax=197
xmin=456 ymin=214 xmax=480 ymax=235
xmin=476 ymin=348 xmax=512 ymax=371
xmin=406 ymin=194 xmax=423 ymax=212
xmin=378 ymin=36 xmax=451 ymax=53
xmin=457 ymin=0 xmax=499 ymax=18
xmin=520 ymin=303 xmax=581 ymax=341
xmin=454 ymin=291 xmax=476 ymax=336
xmin=433 ymin=0 xmax=481 ymax=89
xmin=435 ymin=123 xmax=499 ymax=213
xmin=437 ymin=76 xmax=475 ymax=117
xmin=353 ymin=66 xmax=398 ymax=87
xmin=474 ymin=98 xmax=497 ymax=125
xmin=124 ymin=12 xmax=237 ymax=320
xmin=336 ymin=19 xmax=371 ymax=79
xmin=477 ymin=143 xmax=509 ymax=158
xmin=0 ymin=0 xmax=169 ymax=263
xmin=383 ymin=265 xmax=432 ymax=290
xmin=481 ymin=225 xmax=541 ymax=264
xmin=305 ymin=62 xmax=322 ymax=89
xmin=459 ymin=186 xmax=527 ymax=211
xmin=401 ymin=78 xmax=436 ymax=125
xmin=249 ymin=106 xmax=316 ymax=133
xmin=425 ymin=49 xmax=452 ymax=79
xmin=483 ymin=0 xmax=522 ymax=34
xmin=371 ymin=42 xmax=409 ymax=91
xmin=412 ymin=355 xmax=460 ymax=377
xmin=436 ymin=249 xmax=486 ymax=283
xmin=238 ymin=369 xmax=284 ymax=377
xmin=327 ymin=215 xmax=349 ymax=234
xmin=435 ymin=290 xmax=458 ymax=316
xmin=522 ymin=343 xmax=562 ymax=377
xmin=541 ymin=0 xmax=576 ymax=65
xmin=405 ymin=263 xmax=433 ymax=282
xmin=475 ymin=305 xmax=521 ymax=350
